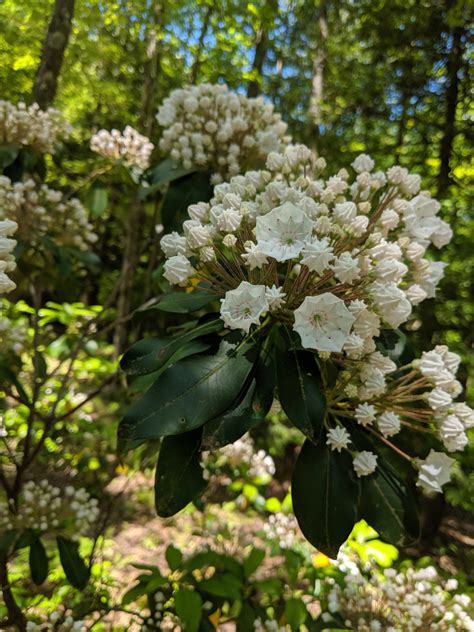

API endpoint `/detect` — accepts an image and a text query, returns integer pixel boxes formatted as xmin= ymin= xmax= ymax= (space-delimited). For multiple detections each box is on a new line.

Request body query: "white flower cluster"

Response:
xmin=0 ymin=100 xmax=71 ymax=153
xmin=162 ymin=146 xmax=449 ymax=352
xmin=263 ymin=512 xmax=298 ymax=549
xmin=325 ymin=561 xmax=474 ymax=631
xmin=326 ymin=343 xmax=473 ymax=488
xmin=253 ymin=619 xmax=287 ymax=631
xmin=90 ymin=125 xmax=154 ymax=170
xmin=0 ymin=176 xmax=97 ymax=262
xmin=0 ymin=480 xmax=100 ymax=540
xmin=27 ymin=613 xmax=85 ymax=632
xmin=0 ymin=218 xmax=17 ymax=293
xmin=203 ymin=434 xmax=275 ymax=482
xmin=156 ymin=83 xmax=290 ymax=182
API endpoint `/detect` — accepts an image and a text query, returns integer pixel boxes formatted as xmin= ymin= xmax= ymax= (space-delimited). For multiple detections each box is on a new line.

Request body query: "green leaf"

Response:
xmin=122 ymin=583 xmax=146 ymax=606
xmin=292 ymin=440 xmax=360 ymax=557
xmin=253 ymin=341 xmax=276 ymax=418
xmin=199 ymin=573 xmax=242 ymax=600
xmin=201 ymin=380 xmax=262 ymax=450
xmin=119 ymin=340 xmax=257 ymax=441
xmin=375 ymin=329 xmax=415 ymax=366
xmin=155 ymin=428 xmax=207 ymax=517
xmin=243 ymin=547 xmax=265 ymax=578
xmin=160 ymin=171 xmax=213 ymax=232
xmin=175 ymin=588 xmax=203 ymax=632
xmin=285 ymin=597 xmax=308 ymax=630
xmin=275 ymin=332 xmax=326 ymax=442
xmin=253 ymin=578 xmax=284 ymax=595
xmin=29 ymin=538 xmax=48 ymax=585
xmin=0 ymin=530 xmax=17 ymax=553
xmin=353 ymin=434 xmax=420 ymax=546
xmin=85 ymin=184 xmax=108 ymax=216
xmin=165 ymin=544 xmax=183 ymax=571
xmin=237 ymin=603 xmax=257 ymax=631
xmin=151 ymin=289 xmax=217 ymax=314
xmin=0 ymin=143 xmax=21 ymax=170
xmin=141 ymin=159 xmax=196 ymax=199
xmin=121 ymin=319 xmax=221 ymax=376
xmin=56 ymin=537 xmax=90 ymax=589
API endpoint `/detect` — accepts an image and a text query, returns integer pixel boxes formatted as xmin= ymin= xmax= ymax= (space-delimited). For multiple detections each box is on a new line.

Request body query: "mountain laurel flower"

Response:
xmin=255 ymin=202 xmax=314 ymax=261
xmin=427 ymin=387 xmax=453 ymax=411
xmin=353 ymin=451 xmax=378 ymax=477
xmin=331 ymin=252 xmax=360 ymax=284
xmin=377 ymin=411 xmax=401 ymax=437
xmin=220 ymin=281 xmax=268 ymax=332
xmin=438 ymin=415 xmax=468 ymax=452
xmin=91 ymin=125 xmax=153 ymax=170
xmin=417 ymin=450 xmax=454 ymax=494
xmin=326 ymin=427 xmax=351 ymax=452
xmin=160 ymin=231 xmax=188 ymax=257
xmin=300 ymin=238 xmax=335 ymax=273
xmin=355 ymin=403 xmax=376 ymax=427
xmin=351 ymin=153 xmax=375 ymax=173
xmin=293 ymin=293 xmax=355 ymax=353
xmin=265 ymin=285 xmax=286 ymax=311
xmin=223 ymin=233 xmax=238 ymax=248
xmin=241 ymin=242 xmax=268 ymax=269
xmin=163 ymin=255 xmax=194 ymax=285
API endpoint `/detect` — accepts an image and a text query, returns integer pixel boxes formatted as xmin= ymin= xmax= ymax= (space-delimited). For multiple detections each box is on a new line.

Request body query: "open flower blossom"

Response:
xmin=0 ymin=100 xmax=71 ymax=153
xmin=220 ymin=281 xmax=268 ymax=333
xmin=156 ymin=83 xmax=290 ymax=181
xmin=293 ymin=293 xmax=355 ymax=352
xmin=90 ymin=125 xmax=154 ymax=170
xmin=0 ymin=219 xmax=17 ymax=293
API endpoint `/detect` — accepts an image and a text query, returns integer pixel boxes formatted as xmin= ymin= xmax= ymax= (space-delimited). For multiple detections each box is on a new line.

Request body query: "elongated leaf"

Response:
xmin=0 ymin=530 xmax=17 ymax=553
xmin=57 ymin=537 xmax=90 ymax=589
xmin=121 ymin=319 xmax=221 ymax=376
xmin=292 ymin=440 xmax=360 ymax=557
xmin=175 ymin=588 xmax=203 ymax=632
xmin=199 ymin=573 xmax=242 ymax=600
xmin=253 ymin=342 xmax=276 ymax=418
xmin=352 ymin=431 xmax=420 ymax=546
xmin=243 ymin=548 xmax=265 ymax=578
xmin=161 ymin=171 xmax=213 ymax=232
xmin=85 ymin=184 xmax=108 ymax=216
xmin=155 ymin=428 xmax=207 ymax=517
xmin=201 ymin=381 xmax=261 ymax=450
xmin=285 ymin=597 xmax=308 ymax=630
xmin=29 ymin=538 xmax=48 ymax=585
xmin=151 ymin=289 xmax=217 ymax=314
xmin=140 ymin=159 xmax=196 ymax=199
xmin=119 ymin=341 xmax=257 ymax=441
xmin=275 ymin=335 xmax=325 ymax=442
xmin=0 ymin=143 xmax=21 ymax=170
xmin=165 ymin=544 xmax=183 ymax=570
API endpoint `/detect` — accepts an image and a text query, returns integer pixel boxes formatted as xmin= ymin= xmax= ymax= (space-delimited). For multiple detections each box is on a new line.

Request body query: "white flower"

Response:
xmin=355 ymin=403 xmax=376 ymax=427
xmin=417 ymin=450 xmax=454 ymax=493
xmin=351 ymin=154 xmax=375 ymax=173
xmin=368 ymin=351 xmax=396 ymax=374
xmin=265 ymin=285 xmax=286 ymax=311
xmin=417 ymin=349 xmax=445 ymax=379
xmin=163 ymin=255 xmax=194 ymax=285
xmin=223 ymin=234 xmax=237 ymax=248
xmin=438 ymin=415 xmax=468 ymax=452
xmin=255 ymin=202 xmax=314 ymax=262
xmin=377 ymin=411 xmax=401 ymax=437
xmin=241 ymin=241 xmax=268 ymax=270
xmin=452 ymin=403 xmax=474 ymax=429
xmin=331 ymin=252 xmax=360 ymax=284
xmin=160 ymin=231 xmax=188 ymax=257
xmin=359 ymin=366 xmax=386 ymax=400
xmin=343 ymin=333 xmax=365 ymax=358
xmin=183 ymin=220 xmax=213 ymax=249
xmin=370 ymin=282 xmax=412 ymax=328
xmin=293 ymin=293 xmax=355 ymax=353
xmin=334 ymin=201 xmax=357 ymax=224
xmin=353 ymin=451 xmax=378 ymax=477
xmin=220 ymin=281 xmax=268 ymax=333
xmin=326 ymin=427 xmax=351 ymax=452
xmin=300 ymin=238 xmax=334 ymax=274
xmin=405 ymin=284 xmax=427 ymax=305
xmin=427 ymin=387 xmax=452 ymax=411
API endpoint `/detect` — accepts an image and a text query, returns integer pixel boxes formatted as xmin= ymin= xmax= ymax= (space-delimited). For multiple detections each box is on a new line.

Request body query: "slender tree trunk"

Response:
xmin=395 ymin=90 xmax=409 ymax=158
xmin=437 ymin=18 xmax=464 ymax=196
xmin=32 ymin=0 xmax=75 ymax=109
xmin=0 ymin=555 xmax=26 ymax=631
xmin=190 ymin=2 xmax=213 ymax=84
xmin=114 ymin=1 xmax=165 ymax=354
xmin=307 ymin=0 xmax=328 ymax=151
xmin=247 ymin=0 xmax=277 ymax=98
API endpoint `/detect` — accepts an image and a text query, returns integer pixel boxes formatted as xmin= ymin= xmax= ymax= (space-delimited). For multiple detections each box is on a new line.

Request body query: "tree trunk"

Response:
xmin=307 ymin=0 xmax=328 ymax=151
xmin=114 ymin=1 xmax=165 ymax=354
xmin=0 ymin=555 xmax=26 ymax=631
xmin=247 ymin=0 xmax=277 ymax=98
xmin=32 ymin=0 xmax=75 ymax=109
xmin=190 ymin=2 xmax=213 ymax=84
xmin=437 ymin=17 xmax=464 ymax=197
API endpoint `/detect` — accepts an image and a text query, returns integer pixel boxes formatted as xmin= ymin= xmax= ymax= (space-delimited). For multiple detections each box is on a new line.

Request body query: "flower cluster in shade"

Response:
xmin=156 ymin=83 xmax=290 ymax=182
xmin=324 ymin=556 xmax=473 ymax=631
xmin=0 ymin=176 xmax=97 ymax=267
xmin=26 ymin=613 xmax=85 ymax=632
xmin=263 ymin=511 xmax=299 ymax=550
xmin=0 ymin=480 xmax=99 ymax=540
xmin=0 ymin=218 xmax=17 ymax=294
xmin=0 ymin=100 xmax=71 ymax=154
xmin=90 ymin=125 xmax=154 ymax=170
xmin=160 ymin=147 xmax=468 ymax=486
xmin=202 ymin=434 xmax=275 ymax=482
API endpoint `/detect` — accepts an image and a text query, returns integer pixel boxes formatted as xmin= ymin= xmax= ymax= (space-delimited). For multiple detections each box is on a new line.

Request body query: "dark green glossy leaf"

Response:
xmin=285 ymin=597 xmax=308 ymax=630
xmin=57 ymin=536 xmax=90 ymax=589
xmin=237 ymin=603 xmax=257 ymax=631
xmin=243 ymin=547 xmax=265 ymax=578
xmin=155 ymin=428 xmax=207 ymax=517
xmin=199 ymin=573 xmax=242 ymax=600
xmin=165 ymin=544 xmax=183 ymax=570
xmin=122 ymin=583 xmax=146 ymax=606
xmin=292 ymin=440 xmax=360 ymax=557
xmin=0 ymin=530 xmax=17 ymax=553
xmin=275 ymin=335 xmax=326 ymax=442
xmin=121 ymin=319 xmax=221 ymax=376
xmin=0 ymin=143 xmax=21 ymax=170
xmin=160 ymin=171 xmax=213 ymax=232
xmin=85 ymin=184 xmax=108 ymax=216
xmin=253 ymin=342 xmax=276 ymax=418
xmin=29 ymin=538 xmax=48 ymax=585
xmin=175 ymin=588 xmax=203 ymax=632
xmin=119 ymin=341 xmax=257 ymax=441
xmin=375 ymin=329 xmax=415 ymax=366
xmin=151 ymin=289 xmax=218 ymax=314
xmin=140 ymin=159 xmax=196 ymax=199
